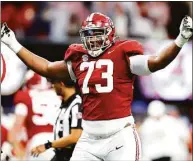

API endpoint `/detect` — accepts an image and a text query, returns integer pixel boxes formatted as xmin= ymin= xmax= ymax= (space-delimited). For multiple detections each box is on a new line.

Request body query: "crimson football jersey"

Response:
xmin=64 ymin=40 xmax=143 ymax=120
xmin=13 ymin=89 xmax=61 ymax=140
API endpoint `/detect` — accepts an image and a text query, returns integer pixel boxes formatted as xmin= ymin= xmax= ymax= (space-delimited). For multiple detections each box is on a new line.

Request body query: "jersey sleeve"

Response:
xmin=64 ymin=44 xmax=84 ymax=82
xmin=64 ymin=46 xmax=73 ymax=62
xmin=64 ymin=46 xmax=77 ymax=82
xmin=64 ymin=44 xmax=82 ymax=62
xmin=70 ymin=103 xmax=82 ymax=129
xmin=122 ymin=40 xmax=144 ymax=56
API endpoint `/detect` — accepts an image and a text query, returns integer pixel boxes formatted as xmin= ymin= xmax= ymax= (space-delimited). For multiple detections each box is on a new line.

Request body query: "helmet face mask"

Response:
xmin=80 ymin=28 xmax=108 ymax=51
xmin=80 ymin=13 xmax=115 ymax=57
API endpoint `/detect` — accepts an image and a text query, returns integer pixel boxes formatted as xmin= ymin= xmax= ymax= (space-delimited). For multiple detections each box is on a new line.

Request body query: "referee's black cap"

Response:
xmin=46 ymin=77 xmax=75 ymax=88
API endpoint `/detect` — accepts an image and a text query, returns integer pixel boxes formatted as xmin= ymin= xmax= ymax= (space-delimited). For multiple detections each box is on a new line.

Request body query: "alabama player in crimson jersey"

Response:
xmin=9 ymin=70 xmax=61 ymax=160
xmin=1 ymin=13 xmax=192 ymax=160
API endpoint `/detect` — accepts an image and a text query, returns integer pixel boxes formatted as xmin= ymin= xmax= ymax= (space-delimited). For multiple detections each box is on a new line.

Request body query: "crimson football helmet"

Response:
xmin=79 ymin=12 xmax=115 ymax=57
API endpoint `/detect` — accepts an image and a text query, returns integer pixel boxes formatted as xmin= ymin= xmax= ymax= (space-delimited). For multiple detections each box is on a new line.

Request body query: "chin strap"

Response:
xmin=88 ymin=41 xmax=114 ymax=57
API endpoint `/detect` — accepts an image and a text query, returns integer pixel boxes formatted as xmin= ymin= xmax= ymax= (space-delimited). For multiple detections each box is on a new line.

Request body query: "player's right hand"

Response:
xmin=1 ymin=23 xmax=16 ymax=46
xmin=1 ymin=23 xmax=22 ymax=53
xmin=179 ymin=15 xmax=193 ymax=39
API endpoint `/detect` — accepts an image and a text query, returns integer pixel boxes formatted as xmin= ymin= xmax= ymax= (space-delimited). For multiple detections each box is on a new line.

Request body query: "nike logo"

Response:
xmin=115 ymin=145 xmax=123 ymax=150
xmin=108 ymin=49 xmax=115 ymax=54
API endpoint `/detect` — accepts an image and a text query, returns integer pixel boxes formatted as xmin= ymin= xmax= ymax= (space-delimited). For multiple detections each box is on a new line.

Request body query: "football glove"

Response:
xmin=1 ymin=23 xmax=22 ymax=53
xmin=175 ymin=15 xmax=193 ymax=47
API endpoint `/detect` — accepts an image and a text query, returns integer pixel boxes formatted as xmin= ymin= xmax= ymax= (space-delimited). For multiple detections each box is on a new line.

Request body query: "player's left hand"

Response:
xmin=175 ymin=16 xmax=193 ymax=47
xmin=179 ymin=15 xmax=193 ymax=39
xmin=31 ymin=144 xmax=46 ymax=157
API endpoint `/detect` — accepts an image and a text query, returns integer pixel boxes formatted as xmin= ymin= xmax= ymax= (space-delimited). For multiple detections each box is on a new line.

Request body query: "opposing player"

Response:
xmin=8 ymin=70 xmax=61 ymax=160
xmin=1 ymin=13 xmax=192 ymax=160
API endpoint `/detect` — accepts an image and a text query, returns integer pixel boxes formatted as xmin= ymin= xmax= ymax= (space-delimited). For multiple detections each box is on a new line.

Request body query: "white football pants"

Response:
xmin=70 ymin=125 xmax=141 ymax=161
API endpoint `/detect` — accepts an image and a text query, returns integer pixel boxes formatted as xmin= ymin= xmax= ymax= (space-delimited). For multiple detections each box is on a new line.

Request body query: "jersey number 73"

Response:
xmin=80 ymin=59 xmax=114 ymax=94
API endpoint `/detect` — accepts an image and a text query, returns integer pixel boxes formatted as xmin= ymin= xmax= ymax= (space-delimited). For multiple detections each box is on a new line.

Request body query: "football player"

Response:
xmin=1 ymin=12 xmax=192 ymax=160
xmin=8 ymin=70 xmax=61 ymax=160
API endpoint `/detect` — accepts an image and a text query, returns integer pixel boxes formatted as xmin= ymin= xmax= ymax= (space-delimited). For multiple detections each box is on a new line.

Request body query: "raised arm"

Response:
xmin=1 ymin=23 xmax=70 ymax=80
xmin=147 ymin=42 xmax=181 ymax=72
xmin=128 ymin=16 xmax=192 ymax=75
xmin=17 ymin=47 xmax=70 ymax=80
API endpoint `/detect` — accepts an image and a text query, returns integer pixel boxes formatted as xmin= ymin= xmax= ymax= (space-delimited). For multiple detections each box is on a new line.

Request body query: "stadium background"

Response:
xmin=1 ymin=1 xmax=192 ymax=160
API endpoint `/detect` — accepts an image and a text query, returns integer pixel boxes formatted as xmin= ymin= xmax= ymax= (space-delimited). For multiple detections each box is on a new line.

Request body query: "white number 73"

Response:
xmin=80 ymin=59 xmax=113 ymax=94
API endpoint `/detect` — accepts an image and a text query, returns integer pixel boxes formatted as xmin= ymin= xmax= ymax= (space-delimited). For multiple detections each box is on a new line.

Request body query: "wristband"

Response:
xmin=44 ymin=140 xmax=52 ymax=149
xmin=174 ymin=34 xmax=188 ymax=48
xmin=9 ymin=38 xmax=23 ymax=54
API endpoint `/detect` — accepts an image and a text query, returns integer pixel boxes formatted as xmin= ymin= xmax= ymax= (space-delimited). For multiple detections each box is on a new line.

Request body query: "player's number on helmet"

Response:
xmin=80 ymin=59 xmax=113 ymax=94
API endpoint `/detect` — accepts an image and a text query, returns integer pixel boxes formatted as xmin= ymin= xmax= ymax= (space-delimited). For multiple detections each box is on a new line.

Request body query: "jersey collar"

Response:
xmin=60 ymin=94 xmax=77 ymax=108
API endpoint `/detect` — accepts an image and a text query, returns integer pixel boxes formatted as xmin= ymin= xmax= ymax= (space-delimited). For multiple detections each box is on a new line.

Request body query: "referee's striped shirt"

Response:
xmin=54 ymin=94 xmax=82 ymax=142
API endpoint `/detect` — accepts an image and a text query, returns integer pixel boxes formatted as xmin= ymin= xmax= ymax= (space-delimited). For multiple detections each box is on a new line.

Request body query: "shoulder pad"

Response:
xmin=122 ymin=40 xmax=144 ymax=56
xmin=64 ymin=44 xmax=86 ymax=61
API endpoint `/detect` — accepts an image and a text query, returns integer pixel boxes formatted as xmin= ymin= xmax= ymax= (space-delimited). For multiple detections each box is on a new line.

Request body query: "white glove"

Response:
xmin=175 ymin=15 xmax=193 ymax=48
xmin=1 ymin=23 xmax=23 ymax=54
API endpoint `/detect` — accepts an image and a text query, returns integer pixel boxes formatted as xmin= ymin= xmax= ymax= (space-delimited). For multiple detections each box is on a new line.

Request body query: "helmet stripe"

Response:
xmin=88 ymin=13 xmax=95 ymax=22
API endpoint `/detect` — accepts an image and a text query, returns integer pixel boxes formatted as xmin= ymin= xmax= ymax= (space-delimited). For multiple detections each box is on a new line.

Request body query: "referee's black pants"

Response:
xmin=152 ymin=156 xmax=171 ymax=161
xmin=51 ymin=148 xmax=74 ymax=161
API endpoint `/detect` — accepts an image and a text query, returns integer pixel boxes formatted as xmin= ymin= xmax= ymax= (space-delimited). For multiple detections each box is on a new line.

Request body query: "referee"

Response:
xmin=31 ymin=79 xmax=82 ymax=161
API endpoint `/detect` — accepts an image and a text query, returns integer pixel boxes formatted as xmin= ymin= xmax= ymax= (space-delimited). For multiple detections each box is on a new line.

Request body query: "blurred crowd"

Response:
xmin=1 ymin=1 xmax=192 ymax=42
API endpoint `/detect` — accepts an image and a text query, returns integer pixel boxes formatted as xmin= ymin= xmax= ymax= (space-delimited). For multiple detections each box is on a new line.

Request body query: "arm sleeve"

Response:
xmin=70 ymin=103 xmax=82 ymax=129
xmin=129 ymin=55 xmax=152 ymax=76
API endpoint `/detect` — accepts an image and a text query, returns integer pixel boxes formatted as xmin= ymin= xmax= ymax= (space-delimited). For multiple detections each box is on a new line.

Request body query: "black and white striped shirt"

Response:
xmin=54 ymin=94 xmax=82 ymax=141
